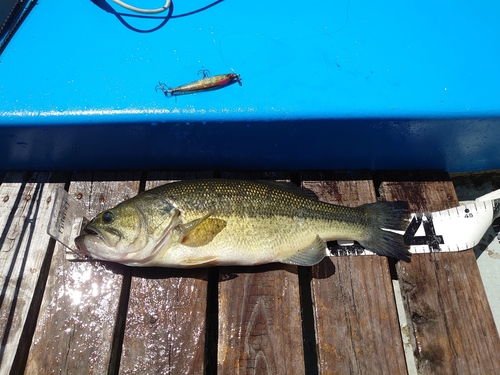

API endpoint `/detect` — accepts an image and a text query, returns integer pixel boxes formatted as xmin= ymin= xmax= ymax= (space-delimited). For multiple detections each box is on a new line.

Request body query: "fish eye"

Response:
xmin=102 ymin=211 xmax=114 ymax=223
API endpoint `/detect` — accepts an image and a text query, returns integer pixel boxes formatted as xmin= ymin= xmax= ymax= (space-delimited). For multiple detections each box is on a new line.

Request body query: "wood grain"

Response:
xmin=24 ymin=171 xmax=141 ymax=375
xmin=0 ymin=172 xmax=67 ymax=375
xmin=4 ymin=169 xmax=498 ymax=375
xmin=303 ymin=173 xmax=407 ymax=375
xmin=380 ymin=175 xmax=500 ymax=374
xmin=218 ymin=264 xmax=304 ymax=375
xmin=217 ymin=172 xmax=306 ymax=375
xmin=118 ymin=171 xmax=212 ymax=375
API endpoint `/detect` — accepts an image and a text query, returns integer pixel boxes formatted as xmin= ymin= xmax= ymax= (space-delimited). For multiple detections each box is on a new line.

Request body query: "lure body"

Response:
xmin=157 ymin=71 xmax=242 ymax=97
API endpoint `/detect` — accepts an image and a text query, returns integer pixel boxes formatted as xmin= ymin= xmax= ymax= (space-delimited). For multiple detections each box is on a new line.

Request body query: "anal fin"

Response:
xmin=278 ymin=235 xmax=327 ymax=266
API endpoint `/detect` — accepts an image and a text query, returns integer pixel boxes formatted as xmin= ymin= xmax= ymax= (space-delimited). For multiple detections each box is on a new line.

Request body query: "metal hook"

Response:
xmin=155 ymin=82 xmax=171 ymax=96
xmin=198 ymin=67 xmax=211 ymax=78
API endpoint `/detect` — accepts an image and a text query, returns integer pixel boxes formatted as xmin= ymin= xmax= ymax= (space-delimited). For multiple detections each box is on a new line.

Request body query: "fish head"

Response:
xmin=75 ymin=193 xmax=180 ymax=265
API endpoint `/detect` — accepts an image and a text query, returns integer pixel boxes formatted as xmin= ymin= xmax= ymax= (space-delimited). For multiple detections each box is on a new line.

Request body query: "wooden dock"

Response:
xmin=1 ymin=170 xmax=499 ymax=375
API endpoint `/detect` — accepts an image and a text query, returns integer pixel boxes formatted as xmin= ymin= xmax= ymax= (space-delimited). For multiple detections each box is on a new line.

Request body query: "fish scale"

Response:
xmin=75 ymin=179 xmax=411 ymax=267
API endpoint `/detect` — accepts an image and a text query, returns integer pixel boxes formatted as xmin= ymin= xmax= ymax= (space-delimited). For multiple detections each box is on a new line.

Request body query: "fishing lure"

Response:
xmin=156 ymin=68 xmax=242 ymax=97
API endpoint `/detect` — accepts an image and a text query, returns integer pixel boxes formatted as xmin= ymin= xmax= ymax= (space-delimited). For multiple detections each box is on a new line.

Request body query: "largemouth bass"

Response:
xmin=75 ymin=179 xmax=411 ymax=267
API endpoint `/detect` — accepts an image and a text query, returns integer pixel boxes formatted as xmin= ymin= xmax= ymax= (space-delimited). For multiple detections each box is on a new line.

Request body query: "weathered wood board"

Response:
xmin=24 ymin=172 xmax=141 ymax=375
xmin=380 ymin=173 xmax=500 ymax=374
xmin=218 ymin=264 xmax=304 ymax=374
xmin=302 ymin=172 xmax=407 ymax=375
xmin=0 ymin=172 xmax=67 ymax=375
xmin=1 ymin=169 xmax=499 ymax=375
xmin=217 ymin=172 xmax=306 ymax=374
xmin=118 ymin=171 xmax=212 ymax=375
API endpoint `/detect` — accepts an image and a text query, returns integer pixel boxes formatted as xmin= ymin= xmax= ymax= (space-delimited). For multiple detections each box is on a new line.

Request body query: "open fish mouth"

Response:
xmin=74 ymin=225 xmax=108 ymax=259
xmin=84 ymin=227 xmax=99 ymax=236
xmin=81 ymin=224 xmax=109 ymax=243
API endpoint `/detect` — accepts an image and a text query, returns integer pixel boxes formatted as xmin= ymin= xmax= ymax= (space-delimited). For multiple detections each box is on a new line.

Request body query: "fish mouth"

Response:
xmin=81 ymin=225 xmax=106 ymax=243
xmin=74 ymin=234 xmax=91 ymax=259
xmin=83 ymin=227 xmax=99 ymax=236
xmin=74 ymin=225 xmax=108 ymax=259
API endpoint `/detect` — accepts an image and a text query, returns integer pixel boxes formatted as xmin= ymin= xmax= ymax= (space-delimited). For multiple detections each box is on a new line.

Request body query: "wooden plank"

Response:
xmin=118 ymin=171 xmax=212 ymax=375
xmin=218 ymin=263 xmax=304 ymax=374
xmin=217 ymin=172 xmax=306 ymax=374
xmin=0 ymin=172 xmax=68 ymax=375
xmin=24 ymin=171 xmax=141 ymax=375
xmin=379 ymin=172 xmax=500 ymax=374
xmin=302 ymin=171 xmax=407 ymax=375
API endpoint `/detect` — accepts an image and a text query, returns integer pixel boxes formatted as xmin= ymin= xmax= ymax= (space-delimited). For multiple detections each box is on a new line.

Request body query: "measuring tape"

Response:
xmin=331 ymin=189 xmax=500 ymax=257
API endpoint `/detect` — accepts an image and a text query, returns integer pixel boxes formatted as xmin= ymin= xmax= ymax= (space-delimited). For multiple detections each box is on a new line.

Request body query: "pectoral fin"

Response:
xmin=278 ymin=235 xmax=327 ymax=266
xmin=175 ymin=213 xmax=227 ymax=247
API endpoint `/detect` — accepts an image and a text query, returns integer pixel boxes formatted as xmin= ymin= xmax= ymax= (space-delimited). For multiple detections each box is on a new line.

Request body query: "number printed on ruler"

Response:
xmin=404 ymin=198 xmax=500 ymax=254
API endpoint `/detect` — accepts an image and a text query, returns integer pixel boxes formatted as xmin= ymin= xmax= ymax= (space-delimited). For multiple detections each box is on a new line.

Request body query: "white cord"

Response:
xmin=112 ymin=0 xmax=171 ymax=14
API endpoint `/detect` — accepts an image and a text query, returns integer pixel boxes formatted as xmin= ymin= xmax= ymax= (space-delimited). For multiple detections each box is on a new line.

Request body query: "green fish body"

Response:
xmin=75 ymin=179 xmax=410 ymax=267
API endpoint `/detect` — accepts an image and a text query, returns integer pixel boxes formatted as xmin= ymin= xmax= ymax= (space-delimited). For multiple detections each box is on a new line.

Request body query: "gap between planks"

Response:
xmin=2 ymin=170 xmax=498 ymax=375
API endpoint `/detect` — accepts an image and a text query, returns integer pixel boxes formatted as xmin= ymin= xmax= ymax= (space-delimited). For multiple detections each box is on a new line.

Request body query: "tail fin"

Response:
xmin=358 ymin=201 xmax=411 ymax=262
